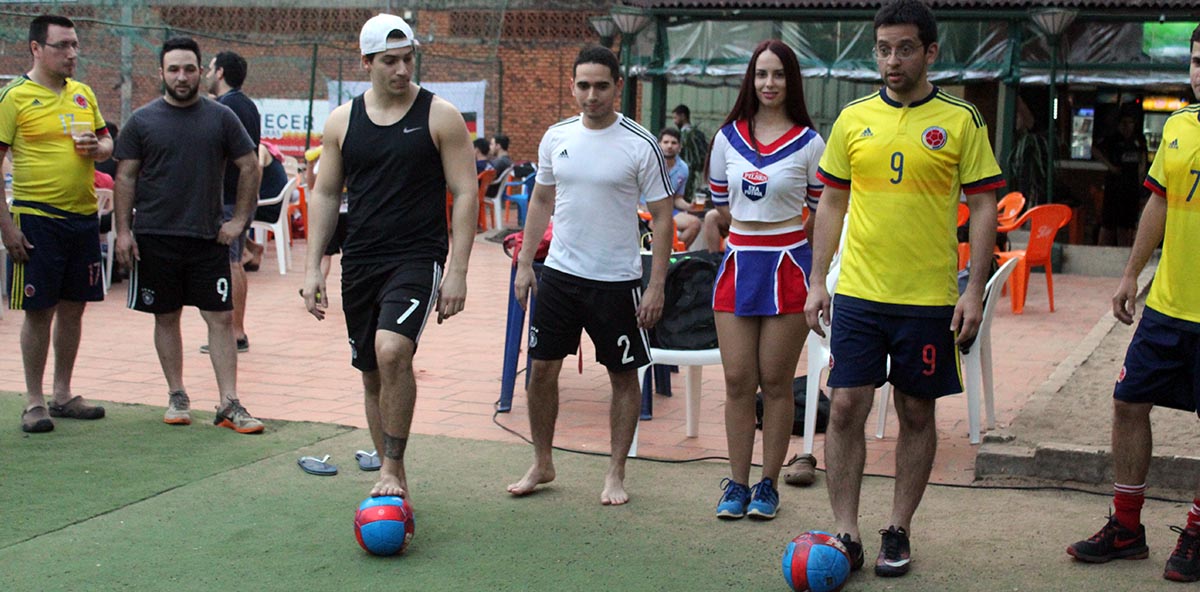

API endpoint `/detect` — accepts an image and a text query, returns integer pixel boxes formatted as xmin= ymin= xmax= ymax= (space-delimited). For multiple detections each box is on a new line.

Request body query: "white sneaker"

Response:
xmin=164 ymin=391 xmax=191 ymax=425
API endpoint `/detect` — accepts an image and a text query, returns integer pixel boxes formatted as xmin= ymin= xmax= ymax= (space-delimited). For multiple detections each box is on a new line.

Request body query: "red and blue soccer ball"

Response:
xmin=782 ymin=530 xmax=851 ymax=592
xmin=354 ymin=496 xmax=415 ymax=556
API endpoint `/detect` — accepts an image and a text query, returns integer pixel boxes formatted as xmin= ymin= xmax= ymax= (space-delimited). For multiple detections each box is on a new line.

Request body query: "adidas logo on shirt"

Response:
xmin=558 ymin=148 xmax=569 ymax=158
xmin=30 ymin=99 xmax=41 ymax=106
xmin=860 ymin=127 xmax=874 ymax=138
xmin=1168 ymin=138 xmax=1179 ymax=149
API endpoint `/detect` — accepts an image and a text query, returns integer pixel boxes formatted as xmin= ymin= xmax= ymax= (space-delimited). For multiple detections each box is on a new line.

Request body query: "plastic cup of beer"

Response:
xmin=70 ymin=121 xmax=92 ymax=155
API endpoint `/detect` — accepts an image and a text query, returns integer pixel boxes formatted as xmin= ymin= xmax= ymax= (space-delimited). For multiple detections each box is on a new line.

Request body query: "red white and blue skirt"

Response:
xmin=713 ymin=226 xmax=811 ymax=316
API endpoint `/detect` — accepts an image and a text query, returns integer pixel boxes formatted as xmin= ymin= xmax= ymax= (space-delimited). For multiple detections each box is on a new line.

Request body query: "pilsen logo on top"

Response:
xmin=742 ymin=170 xmax=769 ymax=201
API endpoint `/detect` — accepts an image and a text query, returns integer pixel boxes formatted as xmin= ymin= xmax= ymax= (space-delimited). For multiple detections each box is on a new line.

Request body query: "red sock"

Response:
xmin=1113 ymin=483 xmax=1146 ymax=531
xmin=1185 ymin=499 xmax=1200 ymax=532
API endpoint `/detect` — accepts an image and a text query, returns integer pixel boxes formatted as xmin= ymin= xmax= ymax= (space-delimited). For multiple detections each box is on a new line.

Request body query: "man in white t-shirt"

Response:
xmin=506 ymin=45 xmax=674 ymax=506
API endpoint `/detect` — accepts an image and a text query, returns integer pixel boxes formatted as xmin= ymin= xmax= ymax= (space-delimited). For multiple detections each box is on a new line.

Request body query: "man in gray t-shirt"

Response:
xmin=113 ymin=36 xmax=264 ymax=434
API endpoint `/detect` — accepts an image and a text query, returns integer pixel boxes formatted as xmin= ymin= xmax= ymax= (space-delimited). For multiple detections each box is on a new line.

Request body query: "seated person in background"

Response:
xmin=702 ymin=207 xmax=730 ymax=254
xmin=473 ymin=137 xmax=494 ymax=175
xmin=490 ymin=133 xmax=512 ymax=172
xmin=95 ymin=169 xmax=114 ymax=236
xmin=94 ymin=169 xmax=113 ymax=190
xmin=304 ymin=145 xmax=348 ymax=281
xmin=242 ymin=140 xmax=289 ymax=270
xmin=657 ymin=127 xmax=701 ymax=247
xmin=486 ymin=134 xmax=513 ymax=198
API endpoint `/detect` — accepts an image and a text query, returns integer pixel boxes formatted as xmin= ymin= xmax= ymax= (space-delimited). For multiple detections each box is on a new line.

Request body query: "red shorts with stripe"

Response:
xmin=713 ymin=227 xmax=811 ymax=316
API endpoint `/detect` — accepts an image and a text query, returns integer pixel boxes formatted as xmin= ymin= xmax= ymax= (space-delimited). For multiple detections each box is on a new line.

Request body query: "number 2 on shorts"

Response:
xmin=616 ymin=335 xmax=634 ymax=364
xmin=396 ymin=298 xmax=421 ymax=325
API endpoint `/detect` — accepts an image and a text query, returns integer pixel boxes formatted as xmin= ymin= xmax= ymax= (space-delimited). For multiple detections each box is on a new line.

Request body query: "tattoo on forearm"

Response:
xmin=383 ymin=433 xmax=407 ymax=460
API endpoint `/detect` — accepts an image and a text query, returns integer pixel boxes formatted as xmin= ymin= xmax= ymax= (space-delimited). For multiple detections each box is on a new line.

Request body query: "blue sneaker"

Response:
xmin=716 ymin=478 xmax=751 ymax=519
xmin=746 ymin=477 xmax=780 ymax=520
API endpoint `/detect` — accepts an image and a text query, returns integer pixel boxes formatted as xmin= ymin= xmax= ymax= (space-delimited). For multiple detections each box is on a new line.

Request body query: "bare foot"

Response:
xmin=507 ymin=463 xmax=555 ymax=496
xmin=370 ymin=474 xmax=407 ymax=498
xmin=600 ymin=473 xmax=629 ymax=506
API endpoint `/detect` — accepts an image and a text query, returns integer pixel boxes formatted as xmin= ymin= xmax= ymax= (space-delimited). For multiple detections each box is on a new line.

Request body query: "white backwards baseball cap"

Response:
xmin=359 ymin=13 xmax=419 ymax=56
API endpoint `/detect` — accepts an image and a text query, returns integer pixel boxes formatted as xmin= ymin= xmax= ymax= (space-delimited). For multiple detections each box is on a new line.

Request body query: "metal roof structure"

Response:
xmin=623 ymin=0 xmax=1199 ymax=9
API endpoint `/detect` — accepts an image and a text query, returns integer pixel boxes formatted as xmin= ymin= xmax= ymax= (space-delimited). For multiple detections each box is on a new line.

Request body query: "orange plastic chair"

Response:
xmin=475 ymin=168 xmax=497 ymax=231
xmin=996 ymin=191 xmax=1027 ymax=232
xmin=638 ymin=210 xmax=687 ymax=252
xmin=288 ymin=178 xmax=307 ymax=239
xmin=957 ymin=202 xmax=970 ymax=227
xmin=447 ymin=168 xmax=497 ymax=232
xmin=994 ymin=204 xmax=1072 ymax=314
xmin=956 ymin=203 xmax=970 ymax=271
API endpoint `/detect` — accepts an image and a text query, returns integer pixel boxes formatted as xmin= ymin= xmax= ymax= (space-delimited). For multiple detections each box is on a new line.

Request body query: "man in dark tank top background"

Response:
xmin=301 ymin=13 xmax=478 ymax=501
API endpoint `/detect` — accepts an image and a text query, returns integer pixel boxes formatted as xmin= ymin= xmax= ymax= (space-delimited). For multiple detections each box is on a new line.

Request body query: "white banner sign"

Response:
xmin=326 ymin=80 xmax=487 ymax=138
xmin=252 ymin=98 xmax=330 ymax=156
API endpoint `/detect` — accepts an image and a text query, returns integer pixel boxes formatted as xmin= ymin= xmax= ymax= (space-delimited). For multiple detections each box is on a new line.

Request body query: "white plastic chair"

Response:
xmin=634 ymin=347 xmax=722 ymax=447
xmin=875 ymin=257 xmax=1019 ymax=444
xmin=96 ymin=188 xmax=115 ymax=294
xmin=487 ymin=165 xmax=514 ymax=230
xmin=802 ymin=250 xmax=841 ymax=457
xmin=248 ymin=175 xmax=299 ymax=275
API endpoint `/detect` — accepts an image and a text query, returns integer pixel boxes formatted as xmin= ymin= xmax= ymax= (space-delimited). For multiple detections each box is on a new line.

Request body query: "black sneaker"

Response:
xmin=1067 ymin=515 xmax=1149 ymax=563
xmin=836 ymin=533 xmax=864 ymax=571
xmin=200 ymin=337 xmax=249 ymax=354
xmin=1164 ymin=525 xmax=1200 ymax=582
xmin=875 ymin=525 xmax=911 ymax=577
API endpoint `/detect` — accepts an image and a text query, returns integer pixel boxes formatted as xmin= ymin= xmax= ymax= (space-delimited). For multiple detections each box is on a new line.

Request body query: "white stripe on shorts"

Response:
xmin=631 ymin=287 xmax=652 ymax=358
xmin=413 ymin=261 xmax=443 ymax=344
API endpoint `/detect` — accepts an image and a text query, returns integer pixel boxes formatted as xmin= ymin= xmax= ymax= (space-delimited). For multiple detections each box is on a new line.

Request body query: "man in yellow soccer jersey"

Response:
xmin=1066 ymin=25 xmax=1200 ymax=584
xmin=805 ymin=0 xmax=1001 ymax=578
xmin=0 ymin=15 xmax=112 ymax=433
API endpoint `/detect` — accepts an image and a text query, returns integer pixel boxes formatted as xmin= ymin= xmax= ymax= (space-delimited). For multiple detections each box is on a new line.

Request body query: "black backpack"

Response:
xmin=641 ymin=251 xmax=721 ymax=350
xmin=754 ymin=375 xmax=832 ymax=435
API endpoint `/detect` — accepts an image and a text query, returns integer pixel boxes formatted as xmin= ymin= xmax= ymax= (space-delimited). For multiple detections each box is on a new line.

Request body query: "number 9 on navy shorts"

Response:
xmin=827 ymin=294 xmax=962 ymax=398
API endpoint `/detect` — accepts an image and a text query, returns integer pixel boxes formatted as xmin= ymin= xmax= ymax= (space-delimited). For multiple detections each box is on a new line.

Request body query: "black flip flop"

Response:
xmin=355 ymin=450 xmax=381 ymax=472
xmin=298 ymin=455 xmax=338 ymax=476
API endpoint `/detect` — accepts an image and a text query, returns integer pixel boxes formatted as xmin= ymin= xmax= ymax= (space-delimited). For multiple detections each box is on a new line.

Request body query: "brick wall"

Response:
xmin=0 ymin=5 xmax=613 ymax=165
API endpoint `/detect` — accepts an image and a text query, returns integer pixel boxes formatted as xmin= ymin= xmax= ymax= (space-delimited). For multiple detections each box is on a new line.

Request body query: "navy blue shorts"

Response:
xmin=7 ymin=212 xmax=104 ymax=311
xmin=529 ymin=267 xmax=651 ymax=372
xmin=1114 ymin=307 xmax=1200 ymax=413
xmin=827 ymin=294 xmax=962 ymax=399
xmin=128 ymin=234 xmax=232 ymax=314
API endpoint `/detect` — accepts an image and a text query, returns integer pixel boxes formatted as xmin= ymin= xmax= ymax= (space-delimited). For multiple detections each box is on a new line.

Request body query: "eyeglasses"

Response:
xmin=42 ymin=41 xmax=79 ymax=51
xmin=872 ymin=44 xmax=923 ymax=61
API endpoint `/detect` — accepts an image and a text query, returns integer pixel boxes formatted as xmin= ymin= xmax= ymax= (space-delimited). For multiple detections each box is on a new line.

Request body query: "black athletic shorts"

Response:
xmin=341 ymin=258 xmax=442 ymax=372
xmin=528 ymin=267 xmax=651 ymax=372
xmin=128 ymin=234 xmax=233 ymax=313
xmin=8 ymin=211 xmax=104 ymax=311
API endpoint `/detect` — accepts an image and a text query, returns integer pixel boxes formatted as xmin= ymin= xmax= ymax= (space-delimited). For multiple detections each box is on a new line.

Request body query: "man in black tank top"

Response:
xmin=301 ymin=14 xmax=479 ymax=502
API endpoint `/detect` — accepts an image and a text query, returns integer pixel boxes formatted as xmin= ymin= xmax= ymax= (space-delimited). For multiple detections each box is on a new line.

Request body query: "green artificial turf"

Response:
xmin=4 ymin=393 xmax=1194 ymax=592
xmin=0 ymin=392 xmax=353 ymax=548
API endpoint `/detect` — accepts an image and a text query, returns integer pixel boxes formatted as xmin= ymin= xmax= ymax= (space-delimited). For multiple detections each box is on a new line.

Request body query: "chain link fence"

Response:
xmin=0 ymin=1 xmax=595 ymax=158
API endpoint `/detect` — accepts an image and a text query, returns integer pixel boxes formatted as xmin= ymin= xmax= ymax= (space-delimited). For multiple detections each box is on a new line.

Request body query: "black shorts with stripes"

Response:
xmin=341 ymin=258 xmax=442 ymax=372
xmin=528 ymin=266 xmax=650 ymax=372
